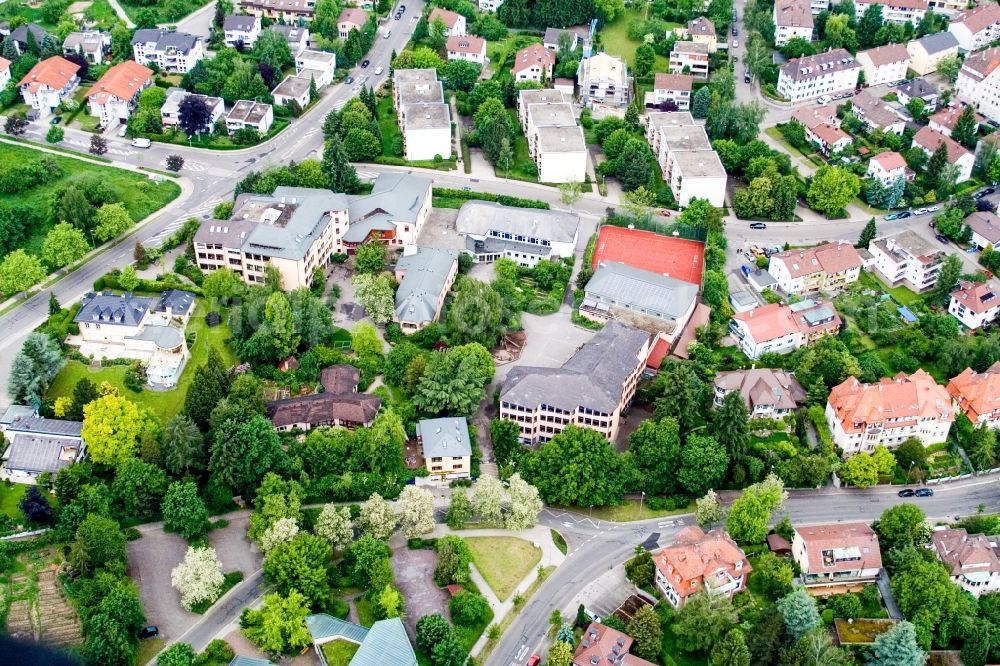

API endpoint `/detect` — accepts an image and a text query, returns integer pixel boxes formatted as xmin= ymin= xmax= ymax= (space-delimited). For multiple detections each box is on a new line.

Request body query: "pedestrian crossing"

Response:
xmin=160 ymin=158 xmax=207 ymax=172
xmin=145 ymin=196 xmax=227 ymax=247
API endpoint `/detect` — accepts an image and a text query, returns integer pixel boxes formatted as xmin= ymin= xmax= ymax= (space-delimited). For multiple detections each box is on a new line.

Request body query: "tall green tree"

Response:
xmin=807 ymin=166 xmax=861 ymax=217
xmin=627 ymin=418 xmax=682 ymax=495
xmin=710 ymin=629 xmax=750 ymax=666
xmin=8 ymin=332 xmax=64 ymax=407
xmin=163 ymin=414 xmax=204 ymax=475
xmin=678 ymin=435 xmax=729 ymax=496
xmin=263 ymin=532 xmax=332 ymax=606
xmin=713 ymin=391 xmax=750 ymax=465
xmin=869 ymin=621 xmax=926 ymax=666
xmin=209 ymin=415 xmax=289 ymax=498
xmin=522 ymin=426 xmax=625 ymax=506
xmin=857 ymin=217 xmax=878 ymax=248
xmin=726 ymin=474 xmax=787 ymax=545
xmin=162 ymin=481 xmax=209 ymax=540
xmin=673 ymin=590 xmax=738 ymax=654
xmin=322 ymin=136 xmax=361 ymax=193
xmin=776 ymin=589 xmax=820 ymax=643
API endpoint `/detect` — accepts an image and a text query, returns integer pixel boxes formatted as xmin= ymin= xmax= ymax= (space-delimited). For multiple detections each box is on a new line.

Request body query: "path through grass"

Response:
xmin=464 ymin=537 xmax=540 ymax=601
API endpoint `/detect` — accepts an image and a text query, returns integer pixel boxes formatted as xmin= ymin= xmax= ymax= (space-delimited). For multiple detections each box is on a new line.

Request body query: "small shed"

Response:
xmin=278 ymin=356 xmax=299 ymax=372
xmin=898 ymin=305 xmax=918 ymax=324
xmin=767 ymin=533 xmax=792 ymax=556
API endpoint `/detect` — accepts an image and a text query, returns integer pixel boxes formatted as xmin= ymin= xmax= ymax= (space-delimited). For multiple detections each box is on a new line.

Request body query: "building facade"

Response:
xmin=906 ymin=31 xmax=960 ymax=75
xmin=131 ymin=29 xmax=204 ymax=73
xmin=18 ymin=56 xmax=80 ymax=119
xmin=654 ymin=527 xmax=751 ymax=608
xmin=856 ymin=44 xmax=910 ymax=85
xmin=948 ymin=362 xmax=1000 ymax=428
xmin=456 ymin=200 xmax=579 ymax=266
xmin=777 ymin=49 xmax=861 ymax=102
xmin=949 ymin=3 xmax=1000 ymax=52
xmin=773 ymin=0 xmax=814 ymax=46
xmin=868 ymin=229 xmax=945 ymax=292
xmin=793 ymin=523 xmax=883 ymax=586
xmin=85 ymin=60 xmax=153 ymax=128
xmin=767 ymin=242 xmax=863 ymax=294
xmin=729 ymin=299 xmax=841 ymax=360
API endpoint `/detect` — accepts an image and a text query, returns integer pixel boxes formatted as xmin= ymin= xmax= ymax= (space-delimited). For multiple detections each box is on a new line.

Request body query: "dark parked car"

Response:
xmin=732 ymin=25 xmax=738 ymax=36
xmin=896 ymin=211 xmax=911 ymax=219
xmin=749 ymin=222 xmax=767 ymax=229
xmin=978 ymin=187 xmax=996 ymax=198
xmin=139 ymin=626 xmax=159 ymax=639
xmin=345 ymin=76 xmax=354 ymax=84
xmin=361 ymin=59 xmax=370 ymax=68
xmin=915 ymin=488 xmax=934 ymax=497
xmin=897 ymin=488 xmax=915 ymax=497
xmin=50 ymin=115 xmax=62 ymax=125
xmin=935 ymin=233 xmax=949 ymax=243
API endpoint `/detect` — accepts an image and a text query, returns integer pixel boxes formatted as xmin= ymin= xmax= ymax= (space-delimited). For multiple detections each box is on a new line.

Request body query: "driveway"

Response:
xmin=208 ymin=513 xmax=262 ymax=577
xmin=127 ymin=528 xmax=196 ymax=641
xmin=391 ymin=547 xmax=449 ymax=636
xmin=494 ymin=310 xmax=595 ymax=383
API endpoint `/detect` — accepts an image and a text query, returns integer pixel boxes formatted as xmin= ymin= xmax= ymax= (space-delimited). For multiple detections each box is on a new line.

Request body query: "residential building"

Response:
xmin=906 ymin=31 xmax=960 ymax=75
xmin=62 ymin=30 xmax=110 ymax=64
xmin=855 ymin=0 xmax=927 ymax=25
xmin=417 ymin=417 xmax=471 ymax=479
xmin=0 ymin=58 xmax=9 ymax=89
xmin=446 ymin=35 xmax=487 ymax=64
xmin=809 ymin=0 xmax=830 ymax=12
xmin=543 ymin=27 xmax=578 ymax=52
xmin=826 ymin=369 xmax=953 ymax=452
xmin=577 ymin=52 xmax=630 ymax=106
xmin=499 ymin=321 xmax=652 ymax=445
xmin=947 ymin=362 xmax=1000 ymax=427
xmin=792 ymin=523 xmax=883 ymax=586
xmin=912 ymin=126 xmax=974 ymax=183
xmin=305 ymin=615 xmax=417 ymax=666
xmin=428 ymin=7 xmax=466 ymax=37
xmin=7 ymin=23 xmax=48 ymax=56
xmin=713 ymin=368 xmax=807 ymax=420
xmin=949 ymin=280 xmax=1000 ymax=330
xmin=511 ymin=43 xmax=556 ymax=83
xmin=851 ymin=90 xmax=906 ymax=135
xmin=965 ymin=210 xmax=1000 ymax=250
xmin=131 ymin=29 xmax=204 ymax=73
xmin=866 ymin=151 xmax=908 ymax=186
xmin=669 ymin=40 xmax=710 ymax=79
xmin=0 ymin=416 xmax=85 ymax=484
xmin=338 ymin=8 xmax=367 ymax=39
xmin=267 ymin=366 xmax=381 ymax=432
xmin=160 ymin=88 xmax=224 ymax=130
xmin=272 ymin=24 xmax=309 ymax=56
xmin=773 ymin=0 xmax=814 ymax=47
xmin=933 ymin=528 xmax=1000 ymax=597
xmin=295 ymin=49 xmax=336 ymax=89
xmin=949 ymin=3 xmax=1000 ymax=52
xmin=553 ymin=77 xmax=574 ymax=96
xmin=777 ymin=49 xmax=861 ymax=102
xmin=687 ymin=16 xmax=718 ymax=52
xmin=930 ymin=103 xmax=982 ymax=136
xmin=807 ymin=122 xmax=853 ymax=156
xmin=730 ymin=299 xmax=841 ymax=360
xmin=393 ymin=246 xmax=458 ymax=333
xmin=767 ymin=242 xmax=863 ymax=294
xmin=71 ymin=290 xmax=195 ymax=388
xmin=393 ymin=69 xmax=452 ymax=161
xmin=857 ymin=44 xmax=909 ymax=85
xmin=654 ymin=527 xmax=751 ymax=608
xmin=226 ymin=100 xmax=274 ymax=135
xmin=572 ymin=623 xmax=657 ymax=666
xmin=517 ymin=88 xmax=569 ymax=127
xmin=644 ymin=110 xmax=695 ymax=157
xmin=479 ymin=0 xmax=504 ymax=10
xmin=223 ymin=15 xmax=262 ymax=48
xmin=643 ymin=72 xmax=693 ymax=110
xmin=239 ymin=0 xmax=316 ymax=23
xmin=645 ymin=113 xmax=727 ymax=207
xmin=791 ymin=104 xmax=839 ymax=130
xmin=955 ymin=47 xmax=1000 ymax=124
xmin=868 ymin=230 xmax=946 ymax=292
xmin=18 ymin=56 xmax=80 ymax=119
xmin=456 ymin=200 xmax=579 ymax=267
xmin=272 ymin=75 xmax=311 ymax=108
xmin=85 ymin=60 xmax=154 ymax=128
xmin=894 ymin=77 xmax=940 ymax=108
xmin=534 ymin=125 xmax=587 ymax=183
xmin=195 ymin=172 xmax=432 ymax=288
xmin=581 ymin=261 xmax=699 ymax=344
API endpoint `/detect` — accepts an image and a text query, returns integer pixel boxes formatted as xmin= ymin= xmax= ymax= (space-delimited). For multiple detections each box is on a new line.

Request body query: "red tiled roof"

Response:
xmin=959 ymin=46 xmax=1000 ymax=79
xmin=446 ymin=34 xmax=485 ymax=54
xmin=573 ymin=623 xmax=657 ymax=666
xmin=428 ymin=7 xmax=462 ymax=28
xmin=654 ymin=527 xmax=751 ymax=601
xmin=828 ymin=369 xmax=953 ymax=435
xmin=653 ymin=72 xmax=693 ymax=92
xmin=933 ymin=528 xmax=1000 ymax=578
xmin=859 ymin=43 xmax=909 ymax=67
xmin=930 ymin=103 xmax=984 ymax=131
xmin=947 ymin=361 xmax=1000 ymax=423
xmin=86 ymin=60 xmax=152 ymax=104
xmin=913 ymin=126 xmax=972 ymax=165
xmin=0 ymin=57 xmax=10 ymax=73
xmin=338 ymin=8 xmax=367 ymax=26
xmin=794 ymin=522 xmax=882 ymax=574
xmin=952 ymin=2 xmax=1000 ymax=34
xmin=950 ymin=280 xmax=1000 ymax=315
xmin=511 ymin=43 xmax=555 ymax=74
xmin=18 ymin=56 xmax=79 ymax=93
xmin=771 ymin=242 xmax=863 ymax=279
xmin=872 ymin=151 xmax=907 ymax=170
xmin=810 ymin=122 xmax=851 ymax=146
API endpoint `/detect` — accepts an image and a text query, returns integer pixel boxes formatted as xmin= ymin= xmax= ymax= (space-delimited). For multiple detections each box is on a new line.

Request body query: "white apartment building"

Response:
xmin=456 ymin=200 xmax=579 ymax=267
xmin=393 ymin=69 xmax=452 ymax=162
xmin=826 ymin=370 xmax=953 ymax=453
xmin=85 ymin=60 xmax=153 ymax=128
xmin=523 ymin=100 xmax=587 ymax=183
xmin=856 ymin=44 xmax=909 ymax=85
xmin=912 ymin=126 xmax=974 ymax=183
xmin=949 ymin=280 xmax=1000 ymax=330
xmin=446 ymin=35 xmax=487 ymax=64
xmin=62 ymin=30 xmax=110 ymax=64
xmin=222 ymin=15 xmax=262 ymax=48
xmin=240 ymin=0 xmax=317 ymax=23
xmin=18 ymin=56 xmax=80 ymax=119
xmin=226 ymin=100 xmax=274 ymax=135
xmin=645 ymin=113 xmax=727 ymax=207
xmin=868 ymin=229 xmax=946 ymax=292
xmin=644 ymin=72 xmax=693 ymax=110
xmin=577 ymin=52 xmax=630 ymax=106
xmin=955 ymin=46 xmax=1000 ymax=126
xmin=479 ymin=0 xmax=504 ymax=11
xmin=511 ymin=43 xmax=555 ymax=83
xmin=855 ymin=0 xmax=927 ymax=25
xmin=669 ymin=41 xmax=710 ymax=79
xmin=767 ymin=242 xmax=863 ymax=295
xmin=866 ymin=151 xmax=908 ymax=186
xmin=131 ymin=29 xmax=203 ymax=74
xmin=427 ymin=7 xmax=466 ymax=37
xmin=793 ymin=523 xmax=883 ymax=586
xmin=777 ymin=49 xmax=861 ymax=102
xmin=295 ymin=50 xmax=336 ymax=89
xmin=729 ymin=299 xmax=841 ymax=360
xmin=773 ymin=0 xmax=814 ymax=47
xmin=928 ymin=0 xmax=972 ymax=14
xmin=949 ymin=3 xmax=1000 ymax=52
xmin=933 ymin=529 xmax=1000 ymax=597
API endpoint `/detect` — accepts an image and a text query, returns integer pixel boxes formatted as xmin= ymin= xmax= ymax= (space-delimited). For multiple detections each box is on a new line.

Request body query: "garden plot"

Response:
xmin=2 ymin=548 xmax=82 ymax=648
xmin=36 ymin=571 xmax=82 ymax=647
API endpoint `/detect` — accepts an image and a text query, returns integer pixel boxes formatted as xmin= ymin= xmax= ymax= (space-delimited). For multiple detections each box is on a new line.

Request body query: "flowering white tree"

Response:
xmin=397 ymin=486 xmax=435 ymax=538
xmin=170 ymin=546 xmax=225 ymax=611
xmin=696 ymin=490 xmax=723 ymax=527
xmin=359 ymin=493 xmax=397 ymax=540
xmin=471 ymin=475 xmax=505 ymax=527
xmin=505 ymin=473 xmax=543 ymax=530
xmin=260 ymin=517 xmax=299 ymax=554
xmin=315 ymin=504 xmax=354 ymax=552
xmin=351 ymin=273 xmax=395 ymax=324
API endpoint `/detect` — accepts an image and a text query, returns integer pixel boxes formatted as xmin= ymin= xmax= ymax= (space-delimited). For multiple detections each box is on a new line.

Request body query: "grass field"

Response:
xmin=0 ymin=483 xmax=58 ymax=522
xmin=118 ymin=0 xmax=212 ymax=25
xmin=145 ymin=118 xmax=291 ymax=150
xmin=857 ymin=270 xmax=923 ymax=307
xmin=599 ymin=9 xmax=675 ymax=74
xmin=580 ymin=498 xmax=694 ymax=522
xmin=0 ymin=143 xmax=180 ymax=258
xmin=377 ymin=95 xmax=404 ymax=158
xmin=355 ymin=595 xmax=375 ymax=628
xmin=493 ymin=110 xmax=536 ymax=183
xmin=465 ymin=537 xmax=541 ymax=601
xmin=321 ymin=639 xmax=361 ymax=666
xmin=48 ymin=300 xmax=235 ymax=424
xmin=136 ymin=637 xmax=165 ymax=665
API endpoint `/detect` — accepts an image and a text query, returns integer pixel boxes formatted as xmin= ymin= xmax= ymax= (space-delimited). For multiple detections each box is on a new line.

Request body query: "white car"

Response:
xmin=817 ymin=95 xmax=831 ymax=105
xmin=927 ymin=205 xmax=941 ymax=213
xmin=118 ymin=126 xmax=127 ymax=137
xmin=732 ymin=39 xmax=739 ymax=49
xmin=374 ymin=66 xmax=384 ymax=75
xmin=913 ymin=207 xmax=929 ymax=215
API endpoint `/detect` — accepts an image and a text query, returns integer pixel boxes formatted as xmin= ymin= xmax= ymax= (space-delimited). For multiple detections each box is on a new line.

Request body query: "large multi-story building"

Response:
xmin=456 ymin=201 xmax=579 ymax=267
xmin=499 ymin=321 xmax=651 ymax=445
xmin=520 ymin=96 xmax=587 ymax=184
xmin=729 ymin=299 xmax=841 ymax=360
xmin=855 ymin=0 xmax=927 ymax=25
xmin=949 ymin=3 xmax=1000 ymax=52
xmin=645 ymin=112 xmax=726 ymax=206
xmin=777 ymin=49 xmax=861 ymax=102
xmin=222 ymin=15 xmax=262 ymax=48
xmin=826 ymin=369 xmax=954 ymax=453
xmin=393 ymin=68 xmax=452 ymax=161
xmin=18 ymin=56 xmax=80 ymax=119
xmin=85 ymin=60 xmax=153 ymax=128
xmin=194 ymin=173 xmax=431 ymax=289
xmin=577 ymin=52 xmax=630 ymax=106
xmin=239 ymin=0 xmax=316 ymax=23
xmin=932 ymin=528 xmax=1000 ymax=597
xmin=131 ymin=29 xmax=203 ymax=73
xmin=948 ymin=362 xmax=1000 ymax=428
xmin=906 ymin=31 xmax=960 ymax=75
xmin=773 ymin=0 xmax=814 ymax=47
xmin=856 ymin=44 xmax=909 ymax=86
xmin=767 ymin=242 xmax=863 ymax=295
xmin=393 ymin=246 xmax=458 ymax=334
xmin=868 ymin=230 xmax=947 ymax=292
xmin=713 ymin=368 xmax=807 ymax=420
xmin=955 ymin=47 xmax=1000 ymax=125
xmin=793 ymin=523 xmax=883 ymax=587
xmin=654 ymin=527 xmax=751 ymax=608
xmin=669 ymin=40 xmax=710 ymax=79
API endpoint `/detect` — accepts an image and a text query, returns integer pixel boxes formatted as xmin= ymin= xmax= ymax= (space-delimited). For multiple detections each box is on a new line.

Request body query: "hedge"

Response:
xmin=431 ymin=187 xmax=550 ymax=210
xmin=94 ymin=270 xmax=202 ymax=296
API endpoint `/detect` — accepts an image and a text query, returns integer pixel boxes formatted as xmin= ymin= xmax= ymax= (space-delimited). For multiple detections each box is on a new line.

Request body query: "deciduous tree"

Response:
xmin=352 ymin=272 xmax=396 ymax=324
xmin=471 ymin=475 xmax=505 ymax=526
xmin=93 ymin=202 xmax=133 ymax=242
xmin=359 ymin=492 xmax=397 ymax=539
xmin=171 ymin=546 xmax=225 ymax=611
xmin=315 ymin=504 xmax=354 ymax=552
xmin=873 ymin=503 xmax=931 ymax=552
xmin=263 ymin=532 xmax=332 ymax=605
xmin=673 ymin=590 xmax=738 ymax=653
xmin=807 ymin=166 xmax=861 ymax=217
xmin=72 ymin=514 xmax=127 ymax=573
xmin=260 ymin=517 xmax=299 ymax=554
xmin=0 ymin=249 xmax=46 ymax=296
xmin=696 ymin=489 xmax=723 ymax=527
xmin=82 ymin=394 xmax=157 ymax=466
xmin=42 ymin=222 xmax=89 ymax=268
xmin=162 ymin=481 xmax=210 ymax=540
xmin=522 ymin=426 xmax=625 ymax=507
xmin=445 ymin=489 xmax=473 ymax=529
xmin=506 ymin=473 xmax=543 ymax=530
xmin=679 ymin=435 xmax=729 ymax=497
xmin=240 ymin=591 xmax=312 ymax=655
xmin=397 ymin=485 xmax=435 ymax=538
xmin=726 ymin=474 xmax=787 ymax=545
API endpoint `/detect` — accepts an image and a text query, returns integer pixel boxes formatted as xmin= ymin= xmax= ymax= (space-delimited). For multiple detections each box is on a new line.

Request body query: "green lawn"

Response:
xmin=143 ymin=118 xmax=291 ymax=150
xmin=493 ymin=110 xmax=536 ymax=183
xmin=581 ymin=498 xmax=695 ymax=522
xmin=190 ymin=572 xmax=244 ymax=614
xmin=464 ymin=537 xmax=541 ymax=601
xmin=355 ymin=595 xmax=376 ymax=628
xmin=0 ymin=143 xmax=180 ymax=258
xmin=377 ymin=95 xmax=404 ymax=158
xmin=47 ymin=300 xmax=235 ymax=425
xmin=0 ymin=482 xmax=58 ymax=521
xmin=321 ymin=639 xmax=360 ymax=665
xmin=118 ymin=0 xmax=212 ymax=25
xmin=135 ymin=637 xmax=165 ymax=666
xmin=857 ymin=270 xmax=923 ymax=307
xmin=599 ymin=9 xmax=674 ymax=74
xmin=84 ymin=0 xmax=123 ymax=28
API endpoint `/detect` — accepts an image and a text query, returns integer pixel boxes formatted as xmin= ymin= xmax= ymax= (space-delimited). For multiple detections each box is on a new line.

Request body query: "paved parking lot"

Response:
xmin=495 ymin=310 xmax=595 ymax=383
xmin=128 ymin=528 xmax=196 ymax=641
xmin=208 ymin=513 xmax=261 ymax=577
xmin=391 ymin=547 xmax=449 ymax=636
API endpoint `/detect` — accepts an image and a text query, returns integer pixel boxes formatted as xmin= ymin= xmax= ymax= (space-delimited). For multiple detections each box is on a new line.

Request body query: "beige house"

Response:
xmin=773 ymin=0 xmax=814 ymax=47
xmin=686 ymin=16 xmax=718 ymax=52
xmin=906 ymin=31 xmax=959 ymax=75
xmin=338 ymin=8 xmax=367 ymax=39
xmin=511 ymin=43 xmax=555 ymax=83
xmin=793 ymin=523 xmax=883 ymax=587
xmin=417 ymin=417 xmax=471 ymax=479
xmin=394 ymin=246 xmax=458 ymax=333
xmin=669 ymin=41 xmax=710 ymax=79
xmin=856 ymin=44 xmax=909 ymax=86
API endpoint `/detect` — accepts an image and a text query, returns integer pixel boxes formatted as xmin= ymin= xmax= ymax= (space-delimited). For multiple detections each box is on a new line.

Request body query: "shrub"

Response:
xmin=449 ymin=590 xmax=491 ymax=626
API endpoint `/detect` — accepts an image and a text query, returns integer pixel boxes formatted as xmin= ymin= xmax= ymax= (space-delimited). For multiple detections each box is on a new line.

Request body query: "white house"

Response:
xmin=85 ymin=60 xmax=153 ymax=128
xmin=669 ymin=40 xmax=710 ymax=79
xmin=806 ymin=122 xmax=852 ymax=156
xmin=535 ymin=125 xmax=587 ymax=183
xmin=729 ymin=299 xmax=841 ymax=360
xmin=646 ymin=113 xmax=727 ymax=207
xmin=543 ymin=27 xmax=578 ymax=52
xmin=906 ymin=31 xmax=960 ymax=75
xmin=455 ymin=201 xmax=579 ymax=267
xmin=479 ymin=0 xmax=504 ymax=11
xmin=272 ymin=75 xmax=311 ymax=108
xmin=160 ymin=88 xmax=224 ymax=131
xmin=446 ymin=35 xmax=487 ymax=64
xmin=868 ymin=230 xmax=946 ymax=292
xmin=427 ymin=7 xmax=466 ymax=37
xmin=403 ymin=103 xmax=452 ymax=161
xmin=929 ymin=103 xmax=982 ymax=137
xmin=955 ymin=47 xmax=1000 ymax=126
xmin=856 ymin=44 xmax=909 ymax=86
xmin=949 ymin=3 xmax=1000 ymax=52
xmin=866 ymin=151 xmax=908 ymax=186
xmin=130 ymin=29 xmax=204 ymax=74
xmin=767 ymin=242 xmax=863 ymax=294
xmin=295 ymin=50 xmax=336 ymax=89
xmin=273 ymin=25 xmax=309 ymax=57
xmin=226 ymin=100 xmax=274 ymax=135
xmin=223 ymin=15 xmax=262 ymax=48
xmin=62 ymin=30 xmax=110 ymax=64
xmin=793 ymin=523 xmax=883 ymax=587
xmin=855 ymin=0 xmax=927 ymax=25
xmin=773 ymin=0 xmax=814 ymax=47
xmin=965 ymin=210 xmax=1000 ymax=250
xmin=686 ymin=16 xmax=719 ymax=52
xmin=949 ymin=280 xmax=1000 ymax=330
xmin=338 ymin=8 xmax=367 ymax=39
xmin=777 ymin=49 xmax=861 ymax=102
xmin=511 ymin=43 xmax=555 ymax=83
xmin=933 ymin=529 xmax=1000 ymax=597
xmin=912 ymin=126 xmax=974 ymax=183
xmin=18 ymin=56 xmax=80 ymax=119
xmin=644 ymin=72 xmax=693 ymax=110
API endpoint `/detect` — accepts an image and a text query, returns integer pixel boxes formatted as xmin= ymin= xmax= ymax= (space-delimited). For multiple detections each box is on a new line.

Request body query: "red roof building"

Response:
xmin=573 ymin=623 xmax=658 ymax=666
xmin=654 ymin=526 xmax=751 ymax=608
xmin=948 ymin=362 xmax=1000 ymax=427
xmin=792 ymin=522 xmax=883 ymax=587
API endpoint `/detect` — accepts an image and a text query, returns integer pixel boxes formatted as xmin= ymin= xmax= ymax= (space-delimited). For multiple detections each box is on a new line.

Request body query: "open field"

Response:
xmin=599 ymin=10 xmax=674 ymax=74
xmin=464 ymin=537 xmax=540 ymax=601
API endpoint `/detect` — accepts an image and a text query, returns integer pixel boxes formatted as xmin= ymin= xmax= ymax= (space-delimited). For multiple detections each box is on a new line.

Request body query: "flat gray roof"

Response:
xmin=527 ymin=102 xmax=576 ymax=128
xmin=4 ymin=434 xmax=79 ymax=474
xmin=518 ymin=89 xmax=569 ymax=107
xmin=393 ymin=68 xmax=438 ymax=85
xmin=397 ymin=80 xmax=444 ymax=106
xmin=456 ymin=200 xmax=580 ymax=244
xmin=417 ymin=417 xmax=471 ymax=458
xmin=6 ymin=416 xmax=81 ymax=437
xmin=586 ymin=261 xmax=698 ymax=320
xmin=272 ymin=75 xmax=310 ymax=98
xmin=403 ymin=102 xmax=451 ymax=130
xmin=537 ymin=125 xmax=586 ymax=153
xmin=658 ymin=124 xmax=712 ymax=152
xmin=672 ymin=150 xmax=727 ymax=178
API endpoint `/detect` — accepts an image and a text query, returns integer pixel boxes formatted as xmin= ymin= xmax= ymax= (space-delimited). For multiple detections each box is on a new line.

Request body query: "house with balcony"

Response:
xmin=18 ymin=56 xmax=80 ymax=119
xmin=826 ymin=369 xmax=953 ymax=453
xmin=577 ymin=52 xmax=630 ymax=106
xmin=393 ymin=68 xmax=452 ymax=162
xmin=729 ymin=299 xmax=841 ymax=360
xmin=455 ymin=200 xmax=579 ymax=267
xmin=572 ymin=624 xmax=657 ymax=666
xmin=62 ymin=31 xmax=110 ymax=64
xmin=131 ymin=29 xmax=203 ymax=74
xmin=417 ymin=417 xmax=471 ymax=479
xmin=654 ymin=527 xmax=751 ymax=608
xmin=868 ymin=230 xmax=947 ymax=292
xmin=933 ymin=528 xmax=1000 ymax=597
xmin=955 ymin=47 xmax=1000 ymax=126
xmin=713 ymin=368 xmax=807 ymax=420
xmin=223 ymin=15 xmax=262 ymax=48
xmin=644 ymin=72 xmax=693 ymax=110
xmin=777 ymin=49 xmax=861 ymax=102
xmin=645 ymin=113 xmax=727 ymax=207
xmin=894 ymin=77 xmax=940 ymax=108
xmin=767 ymin=242 xmax=863 ymax=295
xmin=160 ymin=88 xmax=224 ymax=131
xmin=947 ymin=362 xmax=1000 ymax=428
xmin=806 ymin=122 xmax=852 ymax=156
xmin=855 ymin=0 xmax=927 ymax=25
xmin=240 ymin=0 xmax=317 ymax=23
xmin=949 ymin=280 xmax=1000 ymax=330
xmin=949 ymin=2 xmax=1000 ymax=52
xmin=851 ymin=90 xmax=906 ymax=135
xmin=669 ymin=41 xmax=710 ymax=79
xmin=792 ymin=523 xmax=883 ymax=587
xmin=295 ymin=50 xmax=336 ymax=89
xmin=86 ymin=60 xmax=153 ymax=128
xmin=866 ymin=151 xmax=909 ymax=187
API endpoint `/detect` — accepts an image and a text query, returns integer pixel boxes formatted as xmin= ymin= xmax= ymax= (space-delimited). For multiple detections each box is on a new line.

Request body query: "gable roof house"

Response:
xmin=654 ymin=526 xmax=751 ymax=608
xmin=1 ymin=416 xmax=86 ymax=484
xmin=511 ymin=43 xmax=556 ymax=83
xmin=929 ymin=103 xmax=983 ymax=137
xmin=777 ymin=49 xmax=861 ymax=102
xmin=912 ymin=126 xmax=974 ymax=183
xmin=856 ymin=43 xmax=910 ymax=86
xmin=86 ymin=60 xmax=154 ymax=128
xmin=266 ymin=372 xmax=381 ymax=432
xmin=62 ymin=30 xmax=111 ymax=64
xmin=8 ymin=23 xmax=48 ymax=55
xmin=906 ymin=31 xmax=959 ymax=75
xmin=767 ymin=242 xmax=863 ymax=295
xmin=773 ymin=0 xmax=814 ymax=47
xmin=543 ymin=28 xmax=579 ymax=52
xmin=393 ymin=246 xmax=458 ymax=333
xmin=130 ymin=29 xmax=204 ymax=74
xmin=645 ymin=72 xmax=694 ymax=110
xmin=793 ymin=522 xmax=883 ymax=586
xmin=240 ymin=0 xmax=318 ymax=23
xmin=686 ymin=16 xmax=718 ymax=52
xmin=893 ymin=77 xmax=939 ymax=108
xmin=806 ymin=122 xmax=853 ymax=156
xmin=0 ymin=57 xmax=9 ymax=90
xmin=729 ymin=299 xmax=841 ymax=360
xmin=713 ymin=368 xmax=807 ymax=420
xmin=18 ymin=56 xmax=80 ymax=119
xmin=933 ymin=528 xmax=1000 ymax=597
xmin=949 ymin=280 xmax=1000 ymax=330
xmin=417 ymin=417 xmax=471 ymax=479
xmin=572 ymin=623 xmax=657 ymax=666
xmin=965 ymin=210 xmax=1000 ymax=250
xmin=791 ymin=104 xmax=839 ymax=129
xmin=947 ymin=362 xmax=1000 ymax=427
xmin=855 ymin=0 xmax=927 ymax=25
xmin=851 ymin=90 xmax=906 ymax=135
xmin=866 ymin=151 xmax=909 ymax=187
xmin=427 ymin=7 xmax=466 ymax=37
xmin=949 ymin=2 xmax=1000 ymax=52
xmin=306 ymin=615 xmax=417 ymax=666
xmin=446 ymin=34 xmax=487 ymax=64
xmin=222 ymin=15 xmax=263 ymax=48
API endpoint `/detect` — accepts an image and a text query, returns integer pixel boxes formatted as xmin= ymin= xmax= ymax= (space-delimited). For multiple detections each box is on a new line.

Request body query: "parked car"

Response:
xmin=733 ymin=25 xmax=738 ymax=36
xmin=374 ymin=66 xmax=384 ymax=75
xmin=139 ymin=626 xmax=159 ymax=639
xmin=50 ymin=115 xmax=62 ymax=125
xmin=395 ymin=12 xmax=402 ymax=19
xmin=383 ymin=30 xmax=391 ymax=39
xmin=744 ymin=68 xmax=750 ymax=83
xmin=897 ymin=489 xmax=915 ymax=497
xmin=979 ymin=187 xmax=996 ymax=198
xmin=884 ymin=213 xmax=899 ymax=220
xmin=526 ymin=656 xmax=541 ymax=666
xmin=749 ymin=222 xmax=767 ymax=229
xmin=131 ymin=137 xmax=151 ymax=148
xmin=361 ymin=59 xmax=370 ymax=68
xmin=118 ymin=125 xmax=127 ymax=137
xmin=913 ymin=207 xmax=929 ymax=215
xmin=817 ymin=95 xmax=831 ymax=105
xmin=345 ymin=75 xmax=354 ymax=84
xmin=915 ymin=488 xmax=934 ymax=497
xmin=927 ymin=205 xmax=941 ymax=213
xmin=732 ymin=39 xmax=739 ymax=49
xmin=741 ymin=264 xmax=752 ymax=278
xmin=983 ymin=269 xmax=994 ymax=278
xmin=935 ymin=233 xmax=949 ymax=243
xmin=969 ymin=246 xmax=979 ymax=253
xmin=896 ymin=211 xmax=911 ymax=219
